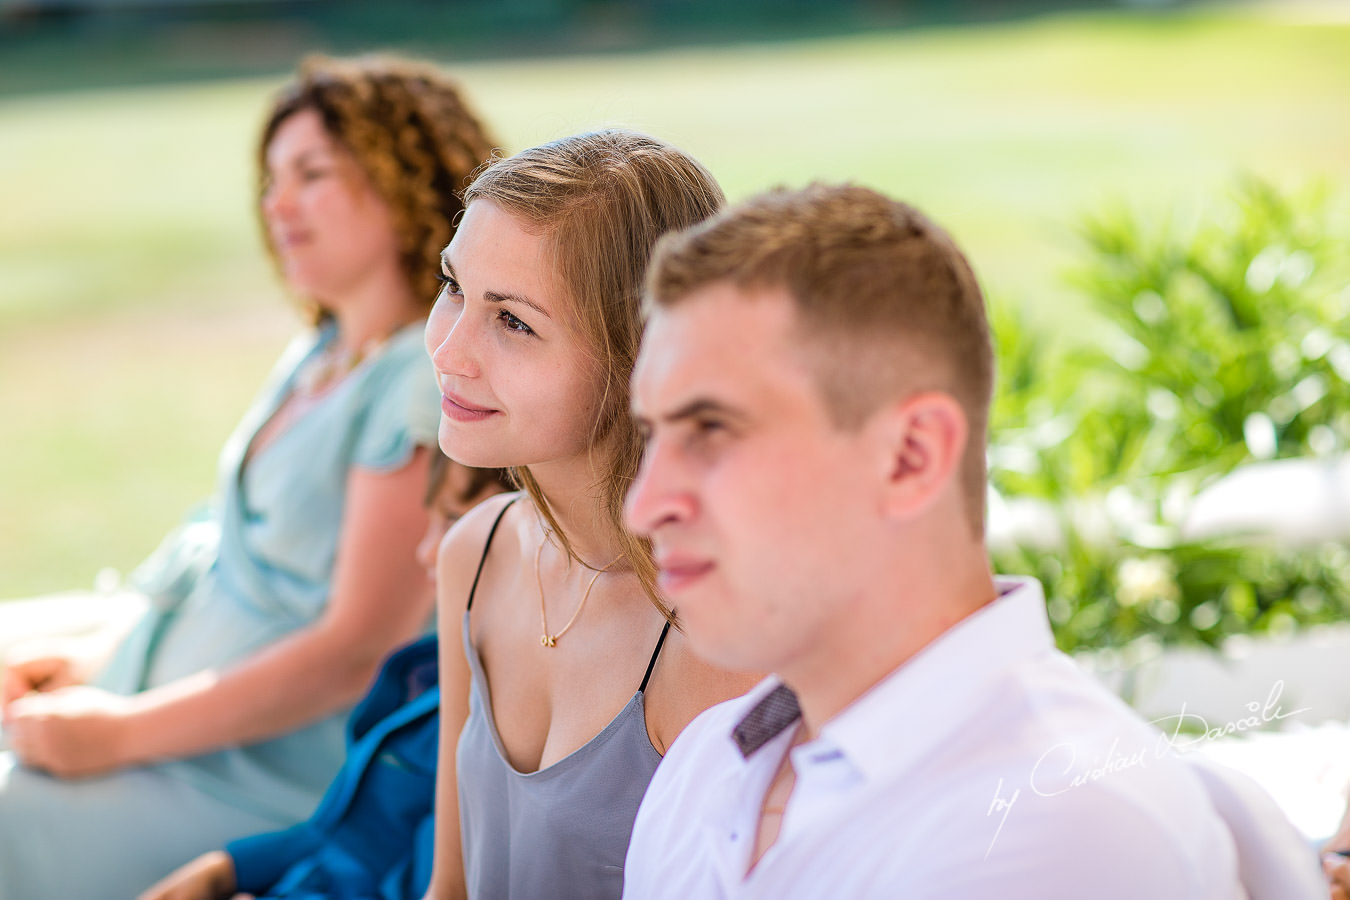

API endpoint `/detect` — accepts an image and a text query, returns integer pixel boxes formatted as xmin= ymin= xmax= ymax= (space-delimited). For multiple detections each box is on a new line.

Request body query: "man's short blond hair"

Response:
xmin=645 ymin=183 xmax=994 ymax=535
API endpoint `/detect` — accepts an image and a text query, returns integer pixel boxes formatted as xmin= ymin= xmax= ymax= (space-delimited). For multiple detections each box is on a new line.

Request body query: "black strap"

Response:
xmin=638 ymin=620 xmax=672 ymax=693
xmin=465 ymin=496 xmax=519 ymax=613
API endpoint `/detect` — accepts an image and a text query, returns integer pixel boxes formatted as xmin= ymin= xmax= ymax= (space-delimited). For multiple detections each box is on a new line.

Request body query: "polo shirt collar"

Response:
xmin=728 ymin=577 xmax=1052 ymax=777
xmin=732 ymin=682 xmax=802 ymax=757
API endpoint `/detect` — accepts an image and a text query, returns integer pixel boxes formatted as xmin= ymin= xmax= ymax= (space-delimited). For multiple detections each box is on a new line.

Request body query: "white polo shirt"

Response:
xmin=623 ymin=577 xmax=1322 ymax=899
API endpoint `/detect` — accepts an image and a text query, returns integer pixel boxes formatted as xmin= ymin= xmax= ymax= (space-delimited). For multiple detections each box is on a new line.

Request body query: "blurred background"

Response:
xmin=3 ymin=0 xmax=1348 ymax=654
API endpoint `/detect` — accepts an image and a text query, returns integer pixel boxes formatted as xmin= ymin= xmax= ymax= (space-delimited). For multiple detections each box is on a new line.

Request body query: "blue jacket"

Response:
xmin=227 ymin=636 xmax=440 ymax=900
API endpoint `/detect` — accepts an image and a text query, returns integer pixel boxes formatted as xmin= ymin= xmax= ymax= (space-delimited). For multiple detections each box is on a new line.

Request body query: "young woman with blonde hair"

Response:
xmin=424 ymin=129 xmax=759 ymax=899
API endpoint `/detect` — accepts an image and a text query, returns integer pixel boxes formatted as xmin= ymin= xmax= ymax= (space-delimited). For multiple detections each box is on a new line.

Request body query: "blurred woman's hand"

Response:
xmin=2 ymin=642 xmax=90 ymax=709
xmin=3 ymin=685 xmax=136 ymax=777
xmin=136 ymin=850 xmax=238 ymax=900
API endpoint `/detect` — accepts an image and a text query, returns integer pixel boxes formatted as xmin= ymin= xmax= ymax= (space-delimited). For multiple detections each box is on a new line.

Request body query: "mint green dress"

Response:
xmin=0 ymin=320 xmax=439 ymax=900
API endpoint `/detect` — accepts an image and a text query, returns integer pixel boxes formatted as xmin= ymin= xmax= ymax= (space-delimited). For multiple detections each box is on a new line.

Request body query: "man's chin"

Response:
xmin=682 ymin=619 xmax=771 ymax=676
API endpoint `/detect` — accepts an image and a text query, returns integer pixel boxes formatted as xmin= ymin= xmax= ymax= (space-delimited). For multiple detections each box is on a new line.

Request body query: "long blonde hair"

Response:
xmin=464 ymin=129 xmax=725 ymax=619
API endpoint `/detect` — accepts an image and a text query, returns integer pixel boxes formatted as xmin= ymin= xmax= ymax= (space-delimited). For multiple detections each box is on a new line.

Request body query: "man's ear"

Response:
xmin=873 ymin=391 xmax=967 ymax=521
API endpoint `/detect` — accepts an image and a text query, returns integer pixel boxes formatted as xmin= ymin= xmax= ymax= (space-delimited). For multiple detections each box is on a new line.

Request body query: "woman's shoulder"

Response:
xmin=646 ymin=627 xmax=765 ymax=754
xmin=435 ymin=492 xmax=526 ymax=607
xmin=451 ymin=491 xmax=524 ymax=552
xmin=356 ymin=323 xmax=435 ymax=387
xmin=343 ymin=324 xmax=440 ymax=466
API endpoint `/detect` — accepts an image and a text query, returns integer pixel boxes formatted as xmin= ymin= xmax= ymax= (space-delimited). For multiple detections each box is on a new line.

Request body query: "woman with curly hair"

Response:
xmin=0 ymin=54 xmax=499 ymax=898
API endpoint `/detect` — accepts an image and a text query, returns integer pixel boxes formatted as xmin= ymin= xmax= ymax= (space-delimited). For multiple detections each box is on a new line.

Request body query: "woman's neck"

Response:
xmin=325 ymin=265 xmax=423 ymax=352
xmin=525 ymin=452 xmax=626 ymax=570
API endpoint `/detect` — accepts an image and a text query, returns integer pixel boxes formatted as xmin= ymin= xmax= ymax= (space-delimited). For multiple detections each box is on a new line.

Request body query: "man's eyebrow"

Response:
xmin=658 ymin=397 xmax=745 ymax=425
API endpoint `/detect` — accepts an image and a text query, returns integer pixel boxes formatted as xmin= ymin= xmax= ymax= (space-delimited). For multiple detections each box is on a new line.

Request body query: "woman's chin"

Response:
xmin=436 ymin=428 xmax=511 ymax=471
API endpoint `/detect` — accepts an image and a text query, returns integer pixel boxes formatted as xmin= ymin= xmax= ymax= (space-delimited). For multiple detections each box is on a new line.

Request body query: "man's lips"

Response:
xmin=655 ymin=556 xmax=715 ymax=593
xmin=441 ymin=390 xmax=497 ymax=422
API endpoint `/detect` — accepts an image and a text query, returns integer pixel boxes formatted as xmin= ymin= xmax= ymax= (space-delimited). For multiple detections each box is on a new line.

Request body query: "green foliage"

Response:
xmin=5 ymin=8 xmax=1350 ymax=598
xmin=990 ymin=179 xmax=1350 ymax=652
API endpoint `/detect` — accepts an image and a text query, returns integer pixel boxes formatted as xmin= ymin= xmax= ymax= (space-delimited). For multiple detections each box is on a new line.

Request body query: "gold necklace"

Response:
xmin=535 ymin=537 xmax=622 ymax=648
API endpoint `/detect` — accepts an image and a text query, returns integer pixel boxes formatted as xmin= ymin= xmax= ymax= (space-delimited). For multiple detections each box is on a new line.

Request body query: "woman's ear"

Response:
xmin=873 ymin=391 xmax=968 ymax=522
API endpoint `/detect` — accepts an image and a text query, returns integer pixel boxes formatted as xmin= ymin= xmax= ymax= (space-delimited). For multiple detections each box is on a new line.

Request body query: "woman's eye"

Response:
xmin=435 ymin=273 xmax=463 ymax=296
xmin=497 ymin=309 xmax=534 ymax=336
xmin=299 ymin=166 xmax=332 ymax=183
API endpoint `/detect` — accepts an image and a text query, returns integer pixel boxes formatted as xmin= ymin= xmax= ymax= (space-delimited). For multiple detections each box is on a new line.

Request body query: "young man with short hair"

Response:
xmin=621 ymin=184 xmax=1320 ymax=899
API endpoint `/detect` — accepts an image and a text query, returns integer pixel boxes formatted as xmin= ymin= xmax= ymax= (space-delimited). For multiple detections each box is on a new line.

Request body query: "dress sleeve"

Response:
xmin=351 ymin=337 xmax=441 ymax=473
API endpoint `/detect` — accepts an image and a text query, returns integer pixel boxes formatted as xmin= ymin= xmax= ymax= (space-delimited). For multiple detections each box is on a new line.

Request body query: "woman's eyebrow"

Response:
xmin=484 ymin=290 xmax=550 ymax=319
xmin=266 ymin=148 xmax=332 ymax=176
xmin=439 ymin=250 xmax=551 ymax=318
xmin=292 ymin=148 xmax=334 ymax=167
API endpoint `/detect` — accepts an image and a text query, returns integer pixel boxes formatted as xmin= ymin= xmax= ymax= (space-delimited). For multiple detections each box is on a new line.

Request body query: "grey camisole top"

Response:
xmin=457 ymin=498 xmax=671 ymax=899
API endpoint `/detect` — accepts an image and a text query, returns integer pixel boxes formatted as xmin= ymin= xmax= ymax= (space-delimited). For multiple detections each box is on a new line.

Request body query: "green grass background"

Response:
xmin=3 ymin=5 xmax=1348 ymax=597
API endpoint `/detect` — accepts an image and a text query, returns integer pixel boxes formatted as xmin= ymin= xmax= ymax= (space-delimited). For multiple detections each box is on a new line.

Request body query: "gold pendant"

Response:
xmin=541 ymin=634 xmax=557 ymax=648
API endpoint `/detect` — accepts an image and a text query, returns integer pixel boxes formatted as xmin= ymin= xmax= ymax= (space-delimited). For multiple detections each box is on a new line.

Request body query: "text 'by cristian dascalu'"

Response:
xmin=982 ymin=679 xmax=1308 ymax=858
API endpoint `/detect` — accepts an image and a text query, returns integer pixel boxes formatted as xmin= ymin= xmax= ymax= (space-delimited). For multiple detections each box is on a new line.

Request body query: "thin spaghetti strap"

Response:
xmin=465 ymin=496 xmax=519 ymax=613
xmin=638 ymin=620 xmax=672 ymax=693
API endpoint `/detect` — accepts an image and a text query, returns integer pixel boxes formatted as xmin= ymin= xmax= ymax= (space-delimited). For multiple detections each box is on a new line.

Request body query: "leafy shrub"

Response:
xmin=989 ymin=179 xmax=1350 ymax=653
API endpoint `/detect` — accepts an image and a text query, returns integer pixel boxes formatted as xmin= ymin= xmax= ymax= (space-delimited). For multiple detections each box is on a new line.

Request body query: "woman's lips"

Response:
xmin=271 ymin=228 xmax=312 ymax=252
xmin=441 ymin=391 xmax=497 ymax=422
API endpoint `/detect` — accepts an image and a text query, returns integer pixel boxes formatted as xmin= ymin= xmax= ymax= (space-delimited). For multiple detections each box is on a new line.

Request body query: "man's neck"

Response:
xmin=784 ymin=549 xmax=997 ymax=741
